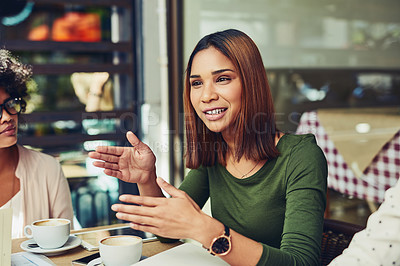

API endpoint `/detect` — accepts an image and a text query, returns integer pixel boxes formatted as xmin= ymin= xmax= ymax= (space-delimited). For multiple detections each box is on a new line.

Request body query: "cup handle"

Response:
xmin=24 ymin=225 xmax=33 ymax=238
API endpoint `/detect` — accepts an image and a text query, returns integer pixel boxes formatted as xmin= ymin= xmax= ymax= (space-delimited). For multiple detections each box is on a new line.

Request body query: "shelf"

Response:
xmin=1 ymin=0 xmax=139 ymax=153
xmin=32 ymin=0 xmax=132 ymax=8
xmin=19 ymin=110 xmax=136 ymax=147
xmin=19 ymin=132 xmax=127 ymax=147
xmin=0 ymin=40 xmax=132 ymax=53
xmin=22 ymin=109 xmax=135 ymax=123
xmin=32 ymin=63 xmax=133 ymax=75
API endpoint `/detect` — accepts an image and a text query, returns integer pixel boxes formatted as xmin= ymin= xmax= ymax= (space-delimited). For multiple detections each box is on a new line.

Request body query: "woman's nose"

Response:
xmin=200 ymin=82 xmax=218 ymax=102
xmin=0 ymin=107 xmax=13 ymax=122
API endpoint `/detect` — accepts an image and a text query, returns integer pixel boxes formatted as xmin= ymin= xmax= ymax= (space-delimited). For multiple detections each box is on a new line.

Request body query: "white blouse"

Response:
xmin=0 ymin=190 xmax=24 ymax=238
xmin=1 ymin=145 xmax=74 ymax=238
xmin=329 ymin=179 xmax=400 ymax=265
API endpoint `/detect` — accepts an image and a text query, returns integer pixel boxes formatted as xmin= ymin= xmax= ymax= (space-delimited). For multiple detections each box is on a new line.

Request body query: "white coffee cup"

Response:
xmin=99 ymin=235 xmax=142 ymax=266
xmin=24 ymin=218 xmax=70 ymax=249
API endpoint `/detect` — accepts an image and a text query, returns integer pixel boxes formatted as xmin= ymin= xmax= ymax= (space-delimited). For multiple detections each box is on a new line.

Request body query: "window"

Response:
xmin=0 ymin=0 xmax=142 ymax=227
xmin=184 ymin=0 xmax=400 ymax=132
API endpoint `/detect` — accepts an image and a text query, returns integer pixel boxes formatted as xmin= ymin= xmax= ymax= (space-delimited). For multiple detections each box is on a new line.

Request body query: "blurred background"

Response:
xmin=1 ymin=0 xmax=399 ymax=228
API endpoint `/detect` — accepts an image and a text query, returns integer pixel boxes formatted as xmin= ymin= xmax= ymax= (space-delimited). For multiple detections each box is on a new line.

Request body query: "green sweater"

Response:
xmin=179 ymin=134 xmax=327 ymax=265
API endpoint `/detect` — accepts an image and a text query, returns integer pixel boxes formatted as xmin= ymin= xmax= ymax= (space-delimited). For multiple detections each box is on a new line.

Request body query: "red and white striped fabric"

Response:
xmin=296 ymin=111 xmax=400 ymax=203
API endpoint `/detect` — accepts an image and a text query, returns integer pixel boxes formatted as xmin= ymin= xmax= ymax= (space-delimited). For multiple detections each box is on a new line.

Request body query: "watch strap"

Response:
xmin=223 ymin=224 xmax=230 ymax=236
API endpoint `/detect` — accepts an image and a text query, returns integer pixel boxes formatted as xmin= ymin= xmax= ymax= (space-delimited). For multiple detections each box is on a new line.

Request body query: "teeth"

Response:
xmin=206 ymin=108 xmax=225 ymax=115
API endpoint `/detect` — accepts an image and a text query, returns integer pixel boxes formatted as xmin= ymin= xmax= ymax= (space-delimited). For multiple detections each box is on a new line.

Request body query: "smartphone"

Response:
xmin=74 ymin=225 xmax=155 ymax=251
xmin=71 ymin=252 xmax=100 ymax=265
xmin=72 ymin=251 xmax=148 ymax=265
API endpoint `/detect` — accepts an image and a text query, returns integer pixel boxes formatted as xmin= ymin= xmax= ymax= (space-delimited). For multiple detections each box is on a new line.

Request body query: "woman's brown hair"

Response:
xmin=184 ymin=29 xmax=279 ymax=169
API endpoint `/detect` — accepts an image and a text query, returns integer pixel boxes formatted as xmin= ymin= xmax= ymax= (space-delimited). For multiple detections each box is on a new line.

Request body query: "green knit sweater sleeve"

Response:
xmin=179 ymin=165 xmax=210 ymax=209
xmin=257 ymin=135 xmax=327 ymax=265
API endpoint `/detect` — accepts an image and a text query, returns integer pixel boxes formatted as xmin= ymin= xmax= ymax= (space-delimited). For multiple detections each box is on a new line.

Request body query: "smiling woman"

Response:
xmin=189 ymin=47 xmax=242 ymax=136
xmin=184 ymin=30 xmax=279 ymax=170
xmin=0 ymin=49 xmax=74 ymax=238
xmin=89 ymin=29 xmax=328 ymax=266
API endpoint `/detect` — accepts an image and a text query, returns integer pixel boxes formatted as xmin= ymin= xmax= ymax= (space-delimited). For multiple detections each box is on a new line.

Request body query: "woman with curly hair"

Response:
xmin=0 ymin=49 xmax=74 ymax=238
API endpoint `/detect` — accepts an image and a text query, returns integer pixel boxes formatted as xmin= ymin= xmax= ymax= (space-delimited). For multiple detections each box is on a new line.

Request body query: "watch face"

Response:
xmin=211 ymin=236 xmax=230 ymax=254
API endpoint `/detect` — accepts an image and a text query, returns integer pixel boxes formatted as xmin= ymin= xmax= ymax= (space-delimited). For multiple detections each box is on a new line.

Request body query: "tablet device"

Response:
xmin=74 ymin=225 xmax=155 ymax=251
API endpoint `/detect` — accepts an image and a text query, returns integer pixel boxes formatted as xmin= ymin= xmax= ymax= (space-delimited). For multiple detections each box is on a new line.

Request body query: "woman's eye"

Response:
xmin=217 ymin=76 xmax=231 ymax=83
xmin=6 ymin=101 xmax=15 ymax=109
xmin=191 ymin=80 xmax=202 ymax=87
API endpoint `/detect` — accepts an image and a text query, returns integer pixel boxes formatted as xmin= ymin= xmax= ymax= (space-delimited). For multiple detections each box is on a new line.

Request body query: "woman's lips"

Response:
xmin=0 ymin=125 xmax=17 ymax=136
xmin=203 ymin=108 xmax=227 ymax=121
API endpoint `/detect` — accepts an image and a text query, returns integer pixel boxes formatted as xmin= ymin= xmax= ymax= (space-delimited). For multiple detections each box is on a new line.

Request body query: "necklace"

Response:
xmin=229 ymin=157 xmax=260 ymax=179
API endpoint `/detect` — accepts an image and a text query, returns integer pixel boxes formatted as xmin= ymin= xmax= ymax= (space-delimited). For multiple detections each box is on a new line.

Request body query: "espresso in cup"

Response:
xmin=34 ymin=219 xmax=70 ymax=227
xmin=24 ymin=218 xmax=70 ymax=249
xmin=99 ymin=235 xmax=142 ymax=266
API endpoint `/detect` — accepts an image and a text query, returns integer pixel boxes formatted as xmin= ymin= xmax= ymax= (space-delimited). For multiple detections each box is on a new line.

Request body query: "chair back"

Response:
xmin=320 ymin=219 xmax=365 ymax=266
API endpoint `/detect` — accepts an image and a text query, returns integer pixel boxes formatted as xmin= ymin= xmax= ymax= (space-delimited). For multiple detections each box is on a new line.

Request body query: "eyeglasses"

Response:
xmin=0 ymin=97 xmax=23 ymax=119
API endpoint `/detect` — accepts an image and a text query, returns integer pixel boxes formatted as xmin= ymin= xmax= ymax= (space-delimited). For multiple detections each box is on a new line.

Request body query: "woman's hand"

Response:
xmin=111 ymin=177 xmax=207 ymax=241
xmin=88 ymin=131 xmax=156 ymax=184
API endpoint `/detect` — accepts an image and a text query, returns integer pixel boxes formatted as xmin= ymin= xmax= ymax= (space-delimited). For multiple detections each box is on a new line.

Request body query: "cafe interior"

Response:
xmin=1 ymin=0 xmax=400 ymax=265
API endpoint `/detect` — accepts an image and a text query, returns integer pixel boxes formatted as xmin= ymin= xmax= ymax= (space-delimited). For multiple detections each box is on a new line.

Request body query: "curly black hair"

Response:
xmin=0 ymin=48 xmax=32 ymax=112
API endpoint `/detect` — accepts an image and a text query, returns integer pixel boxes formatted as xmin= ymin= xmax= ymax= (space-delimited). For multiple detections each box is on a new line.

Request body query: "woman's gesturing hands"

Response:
xmin=88 ymin=131 xmax=156 ymax=184
xmin=111 ymin=177 xmax=207 ymax=241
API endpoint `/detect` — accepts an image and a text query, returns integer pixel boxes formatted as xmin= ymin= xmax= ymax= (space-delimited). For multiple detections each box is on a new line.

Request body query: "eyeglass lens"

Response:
xmin=0 ymin=98 xmax=22 ymax=119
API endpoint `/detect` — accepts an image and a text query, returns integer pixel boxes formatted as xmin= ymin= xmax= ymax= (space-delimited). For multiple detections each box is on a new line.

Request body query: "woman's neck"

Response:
xmin=222 ymin=131 xmax=235 ymax=154
xmin=0 ymin=145 xmax=19 ymax=175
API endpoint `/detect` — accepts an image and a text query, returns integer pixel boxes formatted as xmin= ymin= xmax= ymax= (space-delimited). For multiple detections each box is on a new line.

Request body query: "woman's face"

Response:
xmin=0 ymin=87 xmax=18 ymax=148
xmin=189 ymin=47 xmax=242 ymax=135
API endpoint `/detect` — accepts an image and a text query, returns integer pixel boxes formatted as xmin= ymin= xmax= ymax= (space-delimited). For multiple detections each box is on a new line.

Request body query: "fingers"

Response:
xmin=118 ymin=194 xmax=161 ymax=207
xmin=112 ymin=203 xmax=155 ymax=217
xmin=129 ymin=223 xmax=158 ymax=235
xmin=156 ymin=177 xmax=201 ymax=211
xmin=111 ymin=199 xmax=172 ymax=237
xmin=92 ymin=160 xmax=119 ymax=170
xmin=103 ymin=169 xmax=122 ymax=179
xmin=126 ymin=131 xmax=141 ymax=147
xmin=156 ymin=177 xmax=184 ymax=198
xmin=115 ymin=211 xmax=158 ymax=230
xmin=87 ymin=151 xmax=98 ymax=159
xmin=89 ymin=149 xmax=122 ymax=170
xmin=126 ymin=131 xmax=153 ymax=155
xmin=88 ymin=148 xmax=123 ymax=167
xmin=90 ymin=156 xmax=122 ymax=179
xmin=93 ymin=145 xmax=124 ymax=156
xmin=112 ymin=199 xmax=160 ymax=229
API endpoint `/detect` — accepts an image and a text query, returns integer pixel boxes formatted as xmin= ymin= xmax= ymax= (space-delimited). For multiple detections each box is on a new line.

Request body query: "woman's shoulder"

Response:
xmin=278 ymin=133 xmax=325 ymax=160
xmin=186 ymin=164 xmax=209 ymax=175
xmin=278 ymin=133 xmax=318 ymax=149
xmin=17 ymin=145 xmax=61 ymax=169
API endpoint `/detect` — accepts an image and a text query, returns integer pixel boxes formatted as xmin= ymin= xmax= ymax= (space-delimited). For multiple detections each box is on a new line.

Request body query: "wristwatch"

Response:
xmin=207 ymin=225 xmax=232 ymax=256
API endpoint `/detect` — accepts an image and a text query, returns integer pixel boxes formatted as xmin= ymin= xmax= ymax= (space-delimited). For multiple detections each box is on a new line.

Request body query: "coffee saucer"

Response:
xmin=20 ymin=235 xmax=82 ymax=256
xmin=88 ymin=257 xmax=104 ymax=266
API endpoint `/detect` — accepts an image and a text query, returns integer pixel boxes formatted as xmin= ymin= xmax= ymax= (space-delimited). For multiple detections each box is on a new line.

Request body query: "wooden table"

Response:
xmin=12 ymin=224 xmax=182 ymax=265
